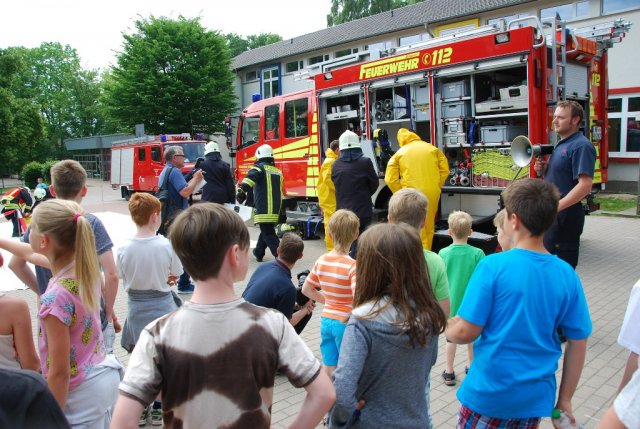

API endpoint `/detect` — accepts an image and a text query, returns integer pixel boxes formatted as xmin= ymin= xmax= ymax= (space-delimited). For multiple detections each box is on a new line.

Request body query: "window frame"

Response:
xmin=602 ymin=0 xmax=640 ymax=15
xmin=334 ymin=47 xmax=359 ymax=58
xmin=540 ymin=1 xmax=589 ymax=22
xmin=260 ymin=64 xmax=281 ymax=99
xmin=398 ymin=33 xmax=431 ymax=47
xmin=240 ymin=116 xmax=261 ymax=149
xmin=608 ymin=94 xmax=640 ymax=157
xmin=245 ymin=70 xmax=258 ymax=82
xmin=285 ymin=60 xmax=304 ymax=74
xmin=264 ymin=104 xmax=280 ymax=141
xmin=284 ymin=98 xmax=310 ymax=139
xmin=308 ymin=54 xmax=330 ymax=66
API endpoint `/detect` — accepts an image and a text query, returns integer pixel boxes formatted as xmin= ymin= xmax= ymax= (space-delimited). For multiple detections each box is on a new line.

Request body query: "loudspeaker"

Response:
xmin=510 ymin=135 xmax=554 ymax=167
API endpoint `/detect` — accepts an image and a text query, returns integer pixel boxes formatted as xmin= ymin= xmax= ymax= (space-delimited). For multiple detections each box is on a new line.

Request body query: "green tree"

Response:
xmin=0 ymin=50 xmax=46 ymax=176
xmin=327 ymin=0 xmax=421 ymax=26
xmin=103 ymin=16 xmax=236 ymax=134
xmin=226 ymin=32 xmax=282 ymax=58
xmin=6 ymin=43 xmax=106 ymax=157
xmin=226 ymin=33 xmax=250 ymax=57
xmin=247 ymin=33 xmax=283 ymax=49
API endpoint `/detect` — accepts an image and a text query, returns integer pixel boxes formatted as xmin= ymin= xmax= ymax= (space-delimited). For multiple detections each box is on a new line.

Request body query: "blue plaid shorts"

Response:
xmin=457 ymin=405 xmax=541 ymax=429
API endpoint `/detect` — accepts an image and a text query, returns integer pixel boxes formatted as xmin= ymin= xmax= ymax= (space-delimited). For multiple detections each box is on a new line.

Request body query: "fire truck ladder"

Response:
xmin=573 ymin=18 xmax=632 ymax=49
xmin=543 ymin=14 xmax=574 ymax=104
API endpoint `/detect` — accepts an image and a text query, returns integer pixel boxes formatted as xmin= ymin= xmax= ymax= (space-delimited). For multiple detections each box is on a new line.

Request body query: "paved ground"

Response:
xmin=5 ymin=179 xmax=640 ymax=428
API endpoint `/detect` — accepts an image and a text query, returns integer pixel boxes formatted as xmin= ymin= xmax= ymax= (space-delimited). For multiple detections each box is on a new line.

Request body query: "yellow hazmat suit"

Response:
xmin=385 ymin=129 xmax=449 ymax=249
xmin=318 ymin=147 xmax=338 ymax=250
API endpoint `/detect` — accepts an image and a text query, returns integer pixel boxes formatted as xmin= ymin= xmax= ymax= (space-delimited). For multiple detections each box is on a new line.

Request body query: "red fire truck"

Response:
xmin=233 ymin=17 xmax=629 ymax=231
xmin=110 ymin=133 xmax=206 ymax=200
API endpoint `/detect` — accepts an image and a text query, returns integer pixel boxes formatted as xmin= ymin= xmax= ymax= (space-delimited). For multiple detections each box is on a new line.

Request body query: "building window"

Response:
xmin=487 ymin=14 xmax=529 ymax=27
xmin=540 ymin=2 xmax=589 ymax=21
xmin=365 ymin=40 xmax=393 ymax=54
xmin=245 ymin=70 xmax=257 ymax=82
xmin=398 ymin=33 xmax=431 ymax=47
xmin=137 ymin=148 xmax=146 ymax=161
xmin=285 ymin=98 xmax=309 ymax=138
xmin=264 ymin=104 xmax=280 ymax=140
xmin=608 ymin=95 xmax=640 ymax=155
xmin=334 ymin=47 xmax=359 ymax=58
xmin=285 ymin=60 xmax=304 ymax=74
xmin=308 ymin=54 xmax=330 ymax=65
xmin=603 ymin=0 xmax=640 ymax=14
xmin=261 ymin=66 xmax=279 ymax=99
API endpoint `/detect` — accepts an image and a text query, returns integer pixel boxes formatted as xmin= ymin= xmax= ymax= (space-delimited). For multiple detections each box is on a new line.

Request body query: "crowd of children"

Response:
xmin=0 ymin=158 xmax=638 ymax=429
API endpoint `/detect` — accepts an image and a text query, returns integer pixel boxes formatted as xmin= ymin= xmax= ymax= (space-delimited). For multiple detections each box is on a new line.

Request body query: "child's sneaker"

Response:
xmin=150 ymin=407 xmax=163 ymax=426
xmin=139 ymin=406 xmax=149 ymax=426
xmin=442 ymin=370 xmax=456 ymax=386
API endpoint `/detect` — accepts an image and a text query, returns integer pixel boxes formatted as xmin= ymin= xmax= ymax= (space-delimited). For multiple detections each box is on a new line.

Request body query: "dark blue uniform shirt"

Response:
xmin=544 ymin=131 xmax=596 ymax=197
xmin=242 ymin=259 xmax=296 ymax=319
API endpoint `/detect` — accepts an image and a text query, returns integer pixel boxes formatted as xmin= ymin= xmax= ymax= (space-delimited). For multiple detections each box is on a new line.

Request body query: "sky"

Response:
xmin=1 ymin=0 xmax=331 ymax=70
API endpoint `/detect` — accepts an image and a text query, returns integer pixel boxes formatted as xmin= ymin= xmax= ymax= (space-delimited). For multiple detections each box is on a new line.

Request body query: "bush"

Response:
xmin=21 ymin=161 xmax=44 ymax=189
xmin=42 ymin=160 xmax=58 ymax=184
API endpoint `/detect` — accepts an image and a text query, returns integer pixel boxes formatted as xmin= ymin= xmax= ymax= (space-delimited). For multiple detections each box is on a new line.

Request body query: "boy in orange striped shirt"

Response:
xmin=302 ymin=209 xmax=360 ymax=377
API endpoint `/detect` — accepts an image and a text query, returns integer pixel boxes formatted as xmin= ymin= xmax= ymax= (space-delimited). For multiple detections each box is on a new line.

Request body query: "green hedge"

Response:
xmin=21 ymin=160 xmax=57 ymax=189
xmin=21 ymin=162 xmax=44 ymax=189
xmin=42 ymin=160 xmax=57 ymax=184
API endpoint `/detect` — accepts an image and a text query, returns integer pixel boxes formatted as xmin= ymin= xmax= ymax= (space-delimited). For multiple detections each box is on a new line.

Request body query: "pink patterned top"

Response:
xmin=38 ymin=264 xmax=105 ymax=389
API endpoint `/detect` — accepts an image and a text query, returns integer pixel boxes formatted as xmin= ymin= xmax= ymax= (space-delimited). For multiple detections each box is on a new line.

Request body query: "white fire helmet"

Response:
xmin=34 ymin=188 xmax=47 ymax=201
xmin=338 ymin=130 xmax=361 ymax=151
xmin=255 ymin=144 xmax=274 ymax=160
xmin=204 ymin=141 xmax=220 ymax=155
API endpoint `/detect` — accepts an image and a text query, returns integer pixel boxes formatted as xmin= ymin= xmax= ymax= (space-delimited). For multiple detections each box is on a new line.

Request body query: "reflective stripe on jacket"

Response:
xmin=240 ymin=161 xmax=283 ymax=224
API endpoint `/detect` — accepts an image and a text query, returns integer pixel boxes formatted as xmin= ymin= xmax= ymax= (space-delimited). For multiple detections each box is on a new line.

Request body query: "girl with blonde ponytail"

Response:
xmin=30 ymin=199 xmax=121 ymax=427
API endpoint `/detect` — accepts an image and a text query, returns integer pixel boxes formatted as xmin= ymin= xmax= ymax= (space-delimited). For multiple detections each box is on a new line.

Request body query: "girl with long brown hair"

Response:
xmin=328 ymin=223 xmax=446 ymax=428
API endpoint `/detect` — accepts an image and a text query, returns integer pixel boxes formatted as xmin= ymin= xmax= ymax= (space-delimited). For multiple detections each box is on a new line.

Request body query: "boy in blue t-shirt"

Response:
xmin=446 ymin=178 xmax=591 ymax=428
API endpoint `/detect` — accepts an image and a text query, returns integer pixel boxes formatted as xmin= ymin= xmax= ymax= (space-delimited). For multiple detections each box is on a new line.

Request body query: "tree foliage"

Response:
xmin=327 ymin=0 xmax=422 ymax=26
xmin=225 ymin=32 xmax=283 ymax=58
xmin=226 ymin=33 xmax=250 ymax=58
xmin=103 ymin=16 xmax=236 ymax=134
xmin=0 ymin=50 xmax=46 ymax=175
xmin=5 ymin=43 xmax=108 ymax=156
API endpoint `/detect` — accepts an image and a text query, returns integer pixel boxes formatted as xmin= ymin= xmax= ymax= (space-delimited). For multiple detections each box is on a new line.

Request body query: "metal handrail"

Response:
xmin=507 ymin=16 xmax=546 ymax=47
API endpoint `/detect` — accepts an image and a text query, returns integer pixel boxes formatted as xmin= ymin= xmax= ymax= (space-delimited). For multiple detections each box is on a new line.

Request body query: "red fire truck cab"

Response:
xmin=110 ymin=133 xmax=206 ymax=200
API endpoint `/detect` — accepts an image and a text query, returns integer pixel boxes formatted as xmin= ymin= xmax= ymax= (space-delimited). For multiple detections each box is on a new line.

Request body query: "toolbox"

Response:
xmin=441 ymin=101 xmax=470 ymax=119
xmin=480 ymin=125 xmax=527 ymax=143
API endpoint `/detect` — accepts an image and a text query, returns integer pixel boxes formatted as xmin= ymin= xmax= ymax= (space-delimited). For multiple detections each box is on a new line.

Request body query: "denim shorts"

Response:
xmin=320 ymin=317 xmax=347 ymax=366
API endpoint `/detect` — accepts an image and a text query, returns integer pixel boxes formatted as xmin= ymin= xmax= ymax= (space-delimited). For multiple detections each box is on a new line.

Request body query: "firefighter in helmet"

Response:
xmin=237 ymin=144 xmax=284 ymax=262
xmin=201 ymin=141 xmax=235 ymax=204
xmin=384 ymin=128 xmax=449 ymax=250
xmin=1 ymin=187 xmax=33 ymax=237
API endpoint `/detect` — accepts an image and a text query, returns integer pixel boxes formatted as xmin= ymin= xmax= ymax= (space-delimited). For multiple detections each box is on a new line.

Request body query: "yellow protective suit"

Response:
xmin=385 ymin=129 xmax=449 ymax=249
xmin=318 ymin=147 xmax=338 ymax=250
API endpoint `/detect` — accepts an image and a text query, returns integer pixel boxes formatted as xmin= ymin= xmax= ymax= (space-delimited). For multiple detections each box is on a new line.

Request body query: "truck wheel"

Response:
xmin=121 ymin=187 xmax=131 ymax=201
